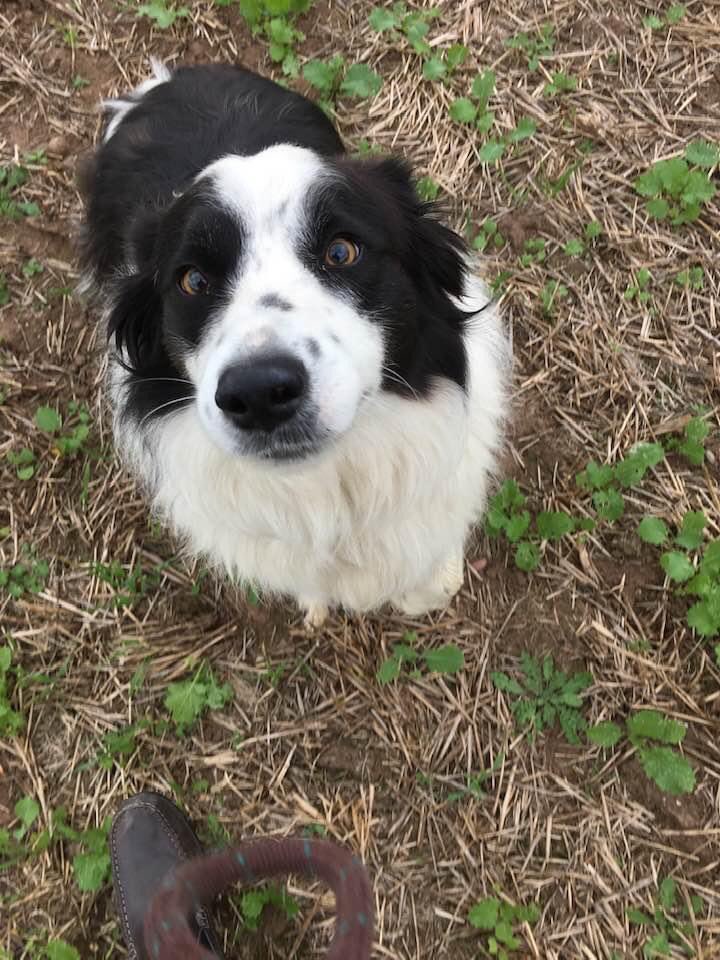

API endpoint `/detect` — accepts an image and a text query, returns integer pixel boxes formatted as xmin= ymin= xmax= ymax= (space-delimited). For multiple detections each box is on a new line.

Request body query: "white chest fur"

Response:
xmin=111 ymin=277 xmax=509 ymax=616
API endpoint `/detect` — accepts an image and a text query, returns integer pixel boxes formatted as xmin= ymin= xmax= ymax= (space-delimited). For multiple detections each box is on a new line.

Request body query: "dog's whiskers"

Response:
xmin=358 ymin=392 xmax=407 ymax=424
xmin=381 ymin=365 xmax=420 ymax=400
xmin=139 ymin=377 xmax=194 ymax=386
xmin=139 ymin=396 xmax=194 ymax=427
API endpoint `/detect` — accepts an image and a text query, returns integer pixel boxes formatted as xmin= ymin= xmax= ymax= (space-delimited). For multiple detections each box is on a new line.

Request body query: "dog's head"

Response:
xmin=109 ymin=144 xmax=470 ymax=461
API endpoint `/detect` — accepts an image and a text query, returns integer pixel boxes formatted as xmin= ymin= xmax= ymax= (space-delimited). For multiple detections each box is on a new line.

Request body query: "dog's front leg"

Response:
xmin=393 ymin=549 xmax=466 ymax=617
xmin=300 ymin=599 xmax=330 ymax=629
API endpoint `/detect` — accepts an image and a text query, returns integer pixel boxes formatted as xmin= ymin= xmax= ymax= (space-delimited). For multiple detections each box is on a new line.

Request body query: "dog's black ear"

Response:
xmin=107 ymin=209 xmax=165 ymax=371
xmin=107 ymin=269 xmax=163 ymax=372
xmin=362 ymin=157 xmax=467 ymax=298
xmin=410 ymin=211 xmax=466 ymax=298
xmin=128 ymin=208 xmax=163 ymax=272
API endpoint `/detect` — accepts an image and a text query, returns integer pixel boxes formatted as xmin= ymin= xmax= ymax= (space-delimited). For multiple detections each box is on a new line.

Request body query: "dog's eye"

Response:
xmin=178 ymin=267 xmax=209 ymax=296
xmin=324 ymin=238 xmax=361 ymax=268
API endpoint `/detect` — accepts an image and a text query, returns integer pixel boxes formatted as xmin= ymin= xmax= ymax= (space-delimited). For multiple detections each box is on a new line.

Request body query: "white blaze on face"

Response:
xmin=190 ymin=145 xmax=384 ymax=457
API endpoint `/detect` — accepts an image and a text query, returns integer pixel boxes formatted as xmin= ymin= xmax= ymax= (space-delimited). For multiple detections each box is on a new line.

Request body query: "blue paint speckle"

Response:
xmin=161 ymin=920 xmax=172 ymax=933
xmin=357 ymin=912 xmax=368 ymax=927
xmin=339 ymin=919 xmax=350 ymax=936
xmin=152 ymin=938 xmax=160 ymax=958
xmin=303 ymin=839 xmax=312 ymax=859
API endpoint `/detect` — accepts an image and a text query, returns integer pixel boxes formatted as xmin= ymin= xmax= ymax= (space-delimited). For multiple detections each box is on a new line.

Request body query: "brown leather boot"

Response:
xmin=110 ymin=792 xmax=225 ymax=960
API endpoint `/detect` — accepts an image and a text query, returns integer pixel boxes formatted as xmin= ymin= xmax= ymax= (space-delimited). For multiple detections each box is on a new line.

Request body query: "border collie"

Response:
xmin=80 ymin=62 xmax=510 ymax=626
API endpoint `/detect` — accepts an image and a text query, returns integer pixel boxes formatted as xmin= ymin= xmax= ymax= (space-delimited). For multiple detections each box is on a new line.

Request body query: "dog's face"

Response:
xmin=110 ymin=144 xmax=469 ymax=461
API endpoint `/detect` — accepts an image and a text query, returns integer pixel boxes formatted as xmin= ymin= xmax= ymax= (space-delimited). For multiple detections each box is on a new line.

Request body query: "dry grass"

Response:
xmin=1 ymin=0 xmax=719 ymax=957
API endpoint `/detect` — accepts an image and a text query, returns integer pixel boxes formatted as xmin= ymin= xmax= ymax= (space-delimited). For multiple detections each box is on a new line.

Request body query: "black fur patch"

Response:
xmin=302 ymin=156 xmax=468 ymax=395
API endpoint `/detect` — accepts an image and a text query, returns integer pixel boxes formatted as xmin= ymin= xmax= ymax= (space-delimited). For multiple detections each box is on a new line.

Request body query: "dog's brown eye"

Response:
xmin=178 ymin=267 xmax=209 ymax=296
xmin=324 ymin=238 xmax=361 ymax=268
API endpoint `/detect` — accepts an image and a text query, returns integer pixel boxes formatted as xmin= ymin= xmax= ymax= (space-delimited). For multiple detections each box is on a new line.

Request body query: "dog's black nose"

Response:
xmin=215 ymin=355 xmax=307 ymax=431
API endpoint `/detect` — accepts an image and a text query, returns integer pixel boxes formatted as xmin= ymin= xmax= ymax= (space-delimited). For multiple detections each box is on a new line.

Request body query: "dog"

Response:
xmin=80 ymin=62 xmax=510 ymax=626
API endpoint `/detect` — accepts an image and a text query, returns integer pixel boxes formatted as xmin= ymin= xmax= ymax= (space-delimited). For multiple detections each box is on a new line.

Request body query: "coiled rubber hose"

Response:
xmin=144 ymin=837 xmax=373 ymax=959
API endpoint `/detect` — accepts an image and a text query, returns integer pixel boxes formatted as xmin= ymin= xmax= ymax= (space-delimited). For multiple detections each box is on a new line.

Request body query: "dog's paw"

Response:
xmin=302 ymin=602 xmax=329 ymax=629
xmin=439 ymin=551 xmax=466 ymax=596
xmin=393 ymin=553 xmax=465 ymax=617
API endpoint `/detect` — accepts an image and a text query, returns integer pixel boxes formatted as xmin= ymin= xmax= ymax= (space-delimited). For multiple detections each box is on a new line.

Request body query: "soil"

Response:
xmin=1 ymin=2 xmax=718 ymax=958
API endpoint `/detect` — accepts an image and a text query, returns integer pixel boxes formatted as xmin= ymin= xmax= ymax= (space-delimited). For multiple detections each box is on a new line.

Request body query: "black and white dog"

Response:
xmin=81 ymin=62 xmax=509 ymax=625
